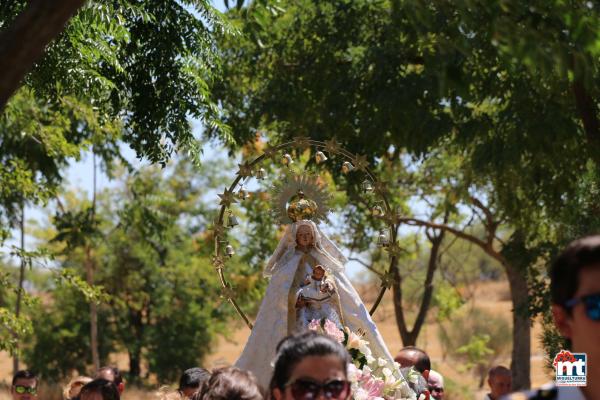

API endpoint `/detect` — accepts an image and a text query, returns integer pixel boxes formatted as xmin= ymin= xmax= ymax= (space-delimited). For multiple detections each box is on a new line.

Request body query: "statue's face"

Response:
xmin=296 ymin=225 xmax=313 ymax=247
xmin=313 ymin=266 xmax=325 ymax=280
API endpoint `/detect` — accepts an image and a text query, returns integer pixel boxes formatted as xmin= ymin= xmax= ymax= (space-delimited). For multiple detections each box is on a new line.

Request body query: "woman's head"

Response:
xmin=79 ymin=379 xmax=120 ymax=400
xmin=195 ymin=367 xmax=263 ymax=400
xmin=270 ymin=331 xmax=351 ymax=400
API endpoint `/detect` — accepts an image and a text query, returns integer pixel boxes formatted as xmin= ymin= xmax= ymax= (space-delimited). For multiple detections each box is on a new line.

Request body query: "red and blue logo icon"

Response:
xmin=553 ymin=350 xmax=587 ymax=387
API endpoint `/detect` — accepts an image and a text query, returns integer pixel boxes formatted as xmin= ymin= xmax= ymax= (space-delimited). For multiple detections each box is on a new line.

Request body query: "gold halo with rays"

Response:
xmin=270 ymin=172 xmax=331 ymax=224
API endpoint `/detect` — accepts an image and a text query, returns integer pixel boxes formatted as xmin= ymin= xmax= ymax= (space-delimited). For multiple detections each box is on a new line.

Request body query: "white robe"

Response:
xmin=235 ymin=221 xmax=396 ymax=388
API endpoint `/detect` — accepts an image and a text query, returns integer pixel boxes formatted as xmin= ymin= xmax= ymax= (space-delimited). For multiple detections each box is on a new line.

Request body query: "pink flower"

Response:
xmin=324 ymin=319 xmax=344 ymax=342
xmin=308 ymin=319 xmax=321 ymax=331
xmin=359 ymin=374 xmax=385 ymax=398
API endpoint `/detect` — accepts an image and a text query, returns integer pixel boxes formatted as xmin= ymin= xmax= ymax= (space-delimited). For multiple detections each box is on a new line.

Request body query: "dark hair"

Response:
xmin=12 ymin=370 xmax=37 ymax=387
xmin=179 ymin=367 xmax=211 ymax=391
xmin=399 ymin=346 xmax=431 ymax=374
xmin=79 ymin=379 xmax=120 ymax=400
xmin=96 ymin=366 xmax=123 ymax=386
xmin=551 ymin=235 xmax=600 ymax=308
xmin=195 ymin=367 xmax=263 ymax=400
xmin=488 ymin=365 xmax=511 ymax=379
xmin=269 ymin=331 xmax=351 ymax=393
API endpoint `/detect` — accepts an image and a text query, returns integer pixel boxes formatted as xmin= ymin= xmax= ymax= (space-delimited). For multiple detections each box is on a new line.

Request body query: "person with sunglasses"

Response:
xmin=506 ymin=235 xmax=600 ymax=400
xmin=270 ymin=331 xmax=352 ymax=400
xmin=11 ymin=370 xmax=38 ymax=400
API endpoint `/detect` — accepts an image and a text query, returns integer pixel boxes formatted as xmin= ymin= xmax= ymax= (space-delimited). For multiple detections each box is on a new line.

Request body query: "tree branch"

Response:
xmin=0 ymin=0 xmax=86 ymax=109
xmin=397 ymin=216 xmax=507 ymax=265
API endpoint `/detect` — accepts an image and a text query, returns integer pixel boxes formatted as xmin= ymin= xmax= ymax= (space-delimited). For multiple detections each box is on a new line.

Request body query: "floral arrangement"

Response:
xmin=308 ymin=319 xmax=422 ymax=400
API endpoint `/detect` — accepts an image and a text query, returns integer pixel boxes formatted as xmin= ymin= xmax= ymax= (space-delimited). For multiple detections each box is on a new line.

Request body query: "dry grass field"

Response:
xmin=0 ymin=280 xmax=553 ymax=400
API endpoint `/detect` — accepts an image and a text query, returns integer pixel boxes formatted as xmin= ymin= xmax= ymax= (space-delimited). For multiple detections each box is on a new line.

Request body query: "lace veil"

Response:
xmin=263 ymin=220 xmax=348 ymax=277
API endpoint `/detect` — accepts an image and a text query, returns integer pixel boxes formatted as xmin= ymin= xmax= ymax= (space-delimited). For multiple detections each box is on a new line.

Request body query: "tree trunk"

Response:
xmin=13 ymin=203 xmax=25 ymax=374
xmin=505 ymin=262 xmax=531 ymax=391
xmin=392 ymin=229 xmax=444 ymax=347
xmin=85 ymin=245 xmax=100 ymax=371
xmin=128 ymin=308 xmax=145 ymax=381
xmin=0 ymin=0 xmax=86 ymax=109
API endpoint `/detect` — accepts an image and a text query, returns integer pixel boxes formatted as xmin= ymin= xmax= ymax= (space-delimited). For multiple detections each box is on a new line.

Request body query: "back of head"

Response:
xmin=488 ymin=365 xmax=511 ymax=380
xmin=179 ymin=368 xmax=211 ymax=391
xmin=196 ymin=367 xmax=262 ymax=400
xmin=95 ymin=366 xmax=123 ymax=386
xmin=395 ymin=346 xmax=431 ymax=374
xmin=12 ymin=370 xmax=37 ymax=387
xmin=269 ymin=331 xmax=351 ymax=393
xmin=551 ymin=235 xmax=600 ymax=306
xmin=63 ymin=376 xmax=93 ymax=400
xmin=79 ymin=379 xmax=120 ymax=400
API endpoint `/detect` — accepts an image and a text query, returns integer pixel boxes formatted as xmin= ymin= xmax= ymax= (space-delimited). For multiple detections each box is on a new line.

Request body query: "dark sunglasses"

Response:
xmin=14 ymin=385 xmax=37 ymax=395
xmin=429 ymin=386 xmax=444 ymax=393
xmin=565 ymin=292 xmax=600 ymax=321
xmin=286 ymin=378 xmax=350 ymax=400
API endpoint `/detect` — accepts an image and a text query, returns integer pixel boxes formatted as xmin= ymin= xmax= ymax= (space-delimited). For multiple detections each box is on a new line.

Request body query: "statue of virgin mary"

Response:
xmin=235 ymin=192 xmax=398 ymax=387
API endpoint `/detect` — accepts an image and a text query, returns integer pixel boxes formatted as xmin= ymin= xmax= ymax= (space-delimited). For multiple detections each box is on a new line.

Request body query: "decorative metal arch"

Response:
xmin=211 ymin=138 xmax=400 ymax=329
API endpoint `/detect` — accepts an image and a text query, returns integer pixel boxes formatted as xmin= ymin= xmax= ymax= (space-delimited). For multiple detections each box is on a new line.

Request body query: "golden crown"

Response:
xmin=287 ymin=190 xmax=318 ymax=222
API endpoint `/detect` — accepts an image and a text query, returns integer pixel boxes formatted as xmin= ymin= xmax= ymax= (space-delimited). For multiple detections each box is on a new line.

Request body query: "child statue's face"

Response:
xmin=312 ymin=266 xmax=325 ymax=280
xmin=296 ymin=225 xmax=313 ymax=248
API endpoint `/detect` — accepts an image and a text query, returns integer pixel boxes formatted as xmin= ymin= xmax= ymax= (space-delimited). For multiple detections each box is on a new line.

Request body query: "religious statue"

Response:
xmin=235 ymin=183 xmax=397 ymax=388
xmin=295 ymin=264 xmax=343 ymax=330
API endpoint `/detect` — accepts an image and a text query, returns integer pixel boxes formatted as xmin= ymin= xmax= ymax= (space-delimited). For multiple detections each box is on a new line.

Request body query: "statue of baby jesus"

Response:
xmin=295 ymin=265 xmax=343 ymax=330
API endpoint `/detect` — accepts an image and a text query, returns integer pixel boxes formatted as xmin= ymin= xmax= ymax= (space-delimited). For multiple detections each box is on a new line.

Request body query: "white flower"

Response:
xmin=365 ymin=355 xmax=376 ymax=365
xmin=353 ymin=388 xmax=369 ymax=400
xmin=377 ymin=357 xmax=388 ymax=368
xmin=362 ymin=365 xmax=373 ymax=375
xmin=359 ymin=342 xmax=372 ymax=357
xmin=347 ymin=363 xmax=360 ymax=383
xmin=346 ymin=331 xmax=362 ymax=350
xmin=393 ymin=361 xmax=401 ymax=370
xmin=382 ymin=367 xmax=392 ymax=377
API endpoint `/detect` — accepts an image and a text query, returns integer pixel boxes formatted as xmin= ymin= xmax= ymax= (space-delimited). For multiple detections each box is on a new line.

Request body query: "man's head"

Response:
xmin=95 ymin=367 xmax=124 ymax=395
xmin=427 ymin=370 xmax=444 ymax=400
xmin=551 ymin=235 xmax=600 ymax=362
xmin=178 ymin=367 xmax=210 ymax=399
xmin=79 ymin=379 xmax=120 ymax=400
xmin=11 ymin=370 xmax=38 ymax=400
xmin=394 ymin=346 xmax=431 ymax=380
xmin=487 ymin=365 xmax=511 ymax=399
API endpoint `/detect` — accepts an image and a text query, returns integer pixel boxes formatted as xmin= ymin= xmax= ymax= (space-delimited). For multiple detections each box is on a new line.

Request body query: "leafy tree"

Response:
xmin=212 ymin=0 xmax=600 ymax=389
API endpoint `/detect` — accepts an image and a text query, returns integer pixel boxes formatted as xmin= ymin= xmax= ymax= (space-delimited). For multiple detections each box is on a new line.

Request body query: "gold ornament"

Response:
xmin=225 ymin=244 xmax=235 ymax=257
xmin=353 ymin=154 xmax=369 ymax=171
xmin=341 ymin=161 xmax=355 ymax=174
xmin=237 ymin=185 xmax=249 ymax=200
xmin=371 ymin=205 xmax=385 ymax=217
xmin=271 ymin=173 xmax=331 ymax=224
xmin=282 ymin=153 xmax=294 ymax=166
xmin=377 ymin=229 xmax=389 ymax=247
xmin=324 ymin=138 xmax=341 ymax=155
xmin=256 ymin=168 xmax=266 ymax=180
xmin=218 ymin=188 xmax=238 ymax=207
xmin=236 ymin=162 xmax=253 ymax=178
xmin=227 ymin=210 xmax=239 ymax=228
xmin=315 ymin=151 xmax=328 ymax=164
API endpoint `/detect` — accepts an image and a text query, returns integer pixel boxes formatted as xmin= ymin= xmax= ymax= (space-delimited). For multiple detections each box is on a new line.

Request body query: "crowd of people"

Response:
xmin=7 ymin=235 xmax=599 ymax=399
